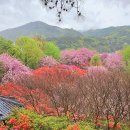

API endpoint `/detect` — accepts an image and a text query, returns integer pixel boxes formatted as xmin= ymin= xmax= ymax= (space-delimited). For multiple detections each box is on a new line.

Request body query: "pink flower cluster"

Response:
xmin=88 ymin=66 xmax=108 ymax=76
xmin=39 ymin=56 xmax=59 ymax=67
xmin=104 ymin=53 xmax=123 ymax=69
xmin=100 ymin=53 xmax=109 ymax=61
xmin=58 ymin=64 xmax=80 ymax=70
xmin=0 ymin=53 xmax=31 ymax=83
xmin=61 ymin=48 xmax=95 ymax=66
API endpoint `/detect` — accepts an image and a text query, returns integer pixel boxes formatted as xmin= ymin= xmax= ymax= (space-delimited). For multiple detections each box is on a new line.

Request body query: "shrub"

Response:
xmin=5 ymin=109 xmax=97 ymax=130
xmin=90 ymin=54 xmax=101 ymax=66
xmin=7 ymin=109 xmax=70 ymax=130
xmin=0 ymin=83 xmax=51 ymax=114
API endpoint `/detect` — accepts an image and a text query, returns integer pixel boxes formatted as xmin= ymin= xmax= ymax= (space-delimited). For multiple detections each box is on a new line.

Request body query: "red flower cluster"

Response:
xmin=0 ymin=126 xmax=8 ymax=130
xmin=67 ymin=124 xmax=80 ymax=130
xmin=8 ymin=113 xmax=30 ymax=130
xmin=108 ymin=122 xmax=121 ymax=129
xmin=33 ymin=66 xmax=86 ymax=86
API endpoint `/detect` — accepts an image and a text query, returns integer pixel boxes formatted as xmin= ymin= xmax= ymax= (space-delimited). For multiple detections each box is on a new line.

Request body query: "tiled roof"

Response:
xmin=0 ymin=96 xmax=23 ymax=121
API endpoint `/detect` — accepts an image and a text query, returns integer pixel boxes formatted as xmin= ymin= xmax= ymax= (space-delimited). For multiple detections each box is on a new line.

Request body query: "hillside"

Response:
xmin=0 ymin=21 xmax=130 ymax=52
xmin=51 ymin=25 xmax=130 ymax=52
xmin=0 ymin=21 xmax=82 ymax=40
xmin=82 ymin=26 xmax=130 ymax=37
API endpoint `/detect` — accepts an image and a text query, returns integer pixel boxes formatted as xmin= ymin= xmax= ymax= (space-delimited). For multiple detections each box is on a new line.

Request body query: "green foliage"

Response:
xmin=0 ymin=62 xmax=5 ymax=83
xmin=121 ymin=46 xmax=130 ymax=71
xmin=79 ymin=122 xmax=99 ymax=130
xmin=1 ymin=22 xmax=130 ymax=52
xmin=0 ymin=36 xmax=13 ymax=54
xmin=122 ymin=46 xmax=130 ymax=62
xmin=9 ymin=109 xmax=97 ymax=130
xmin=50 ymin=36 xmax=112 ymax=52
xmin=49 ymin=26 xmax=130 ymax=52
xmin=15 ymin=37 xmax=44 ymax=68
xmin=90 ymin=54 xmax=101 ymax=66
xmin=33 ymin=36 xmax=47 ymax=50
xmin=0 ymin=36 xmax=60 ymax=68
xmin=9 ymin=109 xmax=70 ymax=130
xmin=33 ymin=37 xmax=60 ymax=59
xmin=9 ymin=44 xmax=23 ymax=60
xmin=43 ymin=42 xmax=60 ymax=59
xmin=121 ymin=124 xmax=130 ymax=130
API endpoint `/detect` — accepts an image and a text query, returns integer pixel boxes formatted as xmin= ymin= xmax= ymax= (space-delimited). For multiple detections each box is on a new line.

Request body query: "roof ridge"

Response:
xmin=0 ymin=96 xmax=24 ymax=107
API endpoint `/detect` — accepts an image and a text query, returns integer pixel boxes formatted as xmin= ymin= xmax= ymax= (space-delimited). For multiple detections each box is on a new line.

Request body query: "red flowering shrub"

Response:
xmin=108 ymin=115 xmax=113 ymax=120
xmin=32 ymin=66 xmax=86 ymax=91
xmin=33 ymin=66 xmax=86 ymax=79
xmin=0 ymin=66 xmax=86 ymax=116
xmin=8 ymin=117 xmax=17 ymax=125
xmin=29 ymin=66 xmax=87 ymax=116
xmin=108 ymin=122 xmax=121 ymax=129
xmin=7 ymin=112 xmax=31 ymax=130
xmin=57 ymin=64 xmax=87 ymax=75
xmin=67 ymin=124 xmax=80 ymax=130
xmin=0 ymin=83 xmax=51 ymax=114
xmin=0 ymin=126 xmax=8 ymax=130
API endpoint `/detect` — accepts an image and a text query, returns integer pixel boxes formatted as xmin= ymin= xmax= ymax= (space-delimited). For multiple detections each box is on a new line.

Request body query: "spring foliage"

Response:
xmin=0 ymin=36 xmax=130 ymax=130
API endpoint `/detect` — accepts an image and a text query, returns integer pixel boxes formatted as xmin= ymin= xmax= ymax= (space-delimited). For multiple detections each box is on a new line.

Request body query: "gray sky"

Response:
xmin=0 ymin=0 xmax=130 ymax=31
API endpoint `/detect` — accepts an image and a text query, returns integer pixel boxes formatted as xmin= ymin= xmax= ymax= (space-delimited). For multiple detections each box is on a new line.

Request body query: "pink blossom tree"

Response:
xmin=61 ymin=48 xmax=95 ymax=67
xmin=100 ymin=53 xmax=109 ymax=62
xmin=39 ymin=56 xmax=59 ymax=67
xmin=0 ymin=53 xmax=31 ymax=83
xmin=88 ymin=66 xmax=108 ymax=76
xmin=104 ymin=53 xmax=123 ymax=70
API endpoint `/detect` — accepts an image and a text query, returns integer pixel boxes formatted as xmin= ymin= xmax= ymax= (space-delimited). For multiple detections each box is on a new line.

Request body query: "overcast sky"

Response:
xmin=0 ymin=0 xmax=130 ymax=31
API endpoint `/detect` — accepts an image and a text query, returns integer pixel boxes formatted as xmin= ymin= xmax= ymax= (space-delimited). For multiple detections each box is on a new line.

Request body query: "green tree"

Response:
xmin=90 ymin=54 xmax=101 ymax=66
xmin=15 ymin=37 xmax=44 ymax=69
xmin=9 ymin=44 xmax=23 ymax=59
xmin=0 ymin=63 xmax=5 ymax=83
xmin=0 ymin=36 xmax=13 ymax=54
xmin=33 ymin=36 xmax=47 ymax=50
xmin=121 ymin=46 xmax=130 ymax=71
xmin=43 ymin=42 xmax=60 ymax=59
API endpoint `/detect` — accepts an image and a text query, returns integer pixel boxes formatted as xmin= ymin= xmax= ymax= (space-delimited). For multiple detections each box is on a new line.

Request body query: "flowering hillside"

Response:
xmin=0 ymin=37 xmax=130 ymax=130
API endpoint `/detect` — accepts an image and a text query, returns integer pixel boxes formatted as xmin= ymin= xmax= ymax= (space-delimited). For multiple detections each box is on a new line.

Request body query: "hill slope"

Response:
xmin=82 ymin=26 xmax=130 ymax=37
xmin=0 ymin=21 xmax=130 ymax=52
xmin=0 ymin=21 xmax=82 ymax=40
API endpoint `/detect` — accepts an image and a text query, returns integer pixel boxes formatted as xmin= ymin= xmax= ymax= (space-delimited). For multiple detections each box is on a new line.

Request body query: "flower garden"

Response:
xmin=0 ymin=36 xmax=130 ymax=130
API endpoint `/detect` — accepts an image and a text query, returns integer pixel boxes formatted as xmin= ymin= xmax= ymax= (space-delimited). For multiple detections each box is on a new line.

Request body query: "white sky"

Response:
xmin=0 ymin=0 xmax=130 ymax=31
